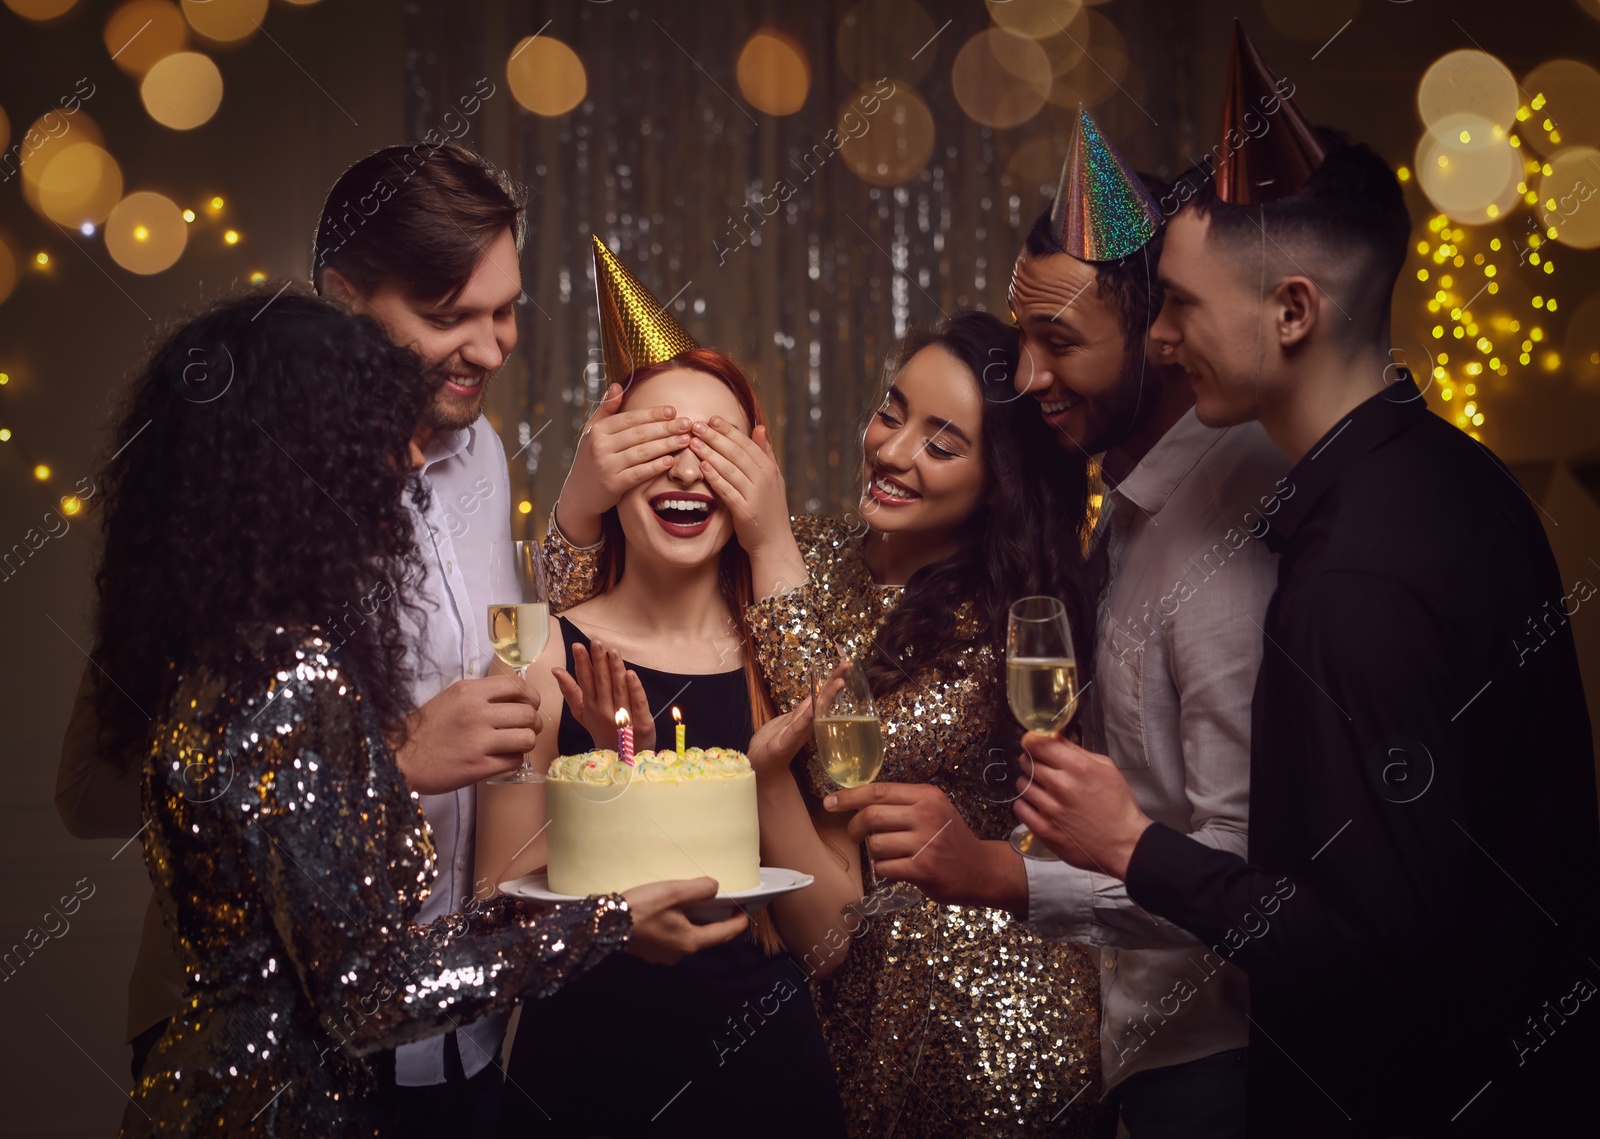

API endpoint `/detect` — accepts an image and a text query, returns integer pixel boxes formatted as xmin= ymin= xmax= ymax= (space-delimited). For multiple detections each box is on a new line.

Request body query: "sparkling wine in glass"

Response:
xmin=811 ymin=659 xmax=920 ymax=914
xmin=1006 ymin=596 xmax=1080 ymax=861
xmin=485 ymin=540 xmax=550 ymax=786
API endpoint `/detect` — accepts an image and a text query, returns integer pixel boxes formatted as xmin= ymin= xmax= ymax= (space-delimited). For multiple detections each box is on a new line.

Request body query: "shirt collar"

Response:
xmin=417 ymin=419 xmax=479 ymax=476
xmin=1263 ymin=376 xmax=1428 ymax=553
xmin=1106 ymin=408 xmax=1227 ymax=517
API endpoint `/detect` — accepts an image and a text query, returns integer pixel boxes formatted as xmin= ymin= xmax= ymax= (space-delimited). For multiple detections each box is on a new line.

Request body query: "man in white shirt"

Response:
xmin=824 ymin=112 xmax=1283 ymax=1136
xmin=57 ymin=143 xmax=540 ymax=1136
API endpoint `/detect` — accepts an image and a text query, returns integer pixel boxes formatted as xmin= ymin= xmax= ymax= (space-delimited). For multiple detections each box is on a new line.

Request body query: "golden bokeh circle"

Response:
xmin=20 ymin=110 xmax=104 ymax=210
xmin=0 ymin=239 xmax=16 ymax=306
xmin=1417 ymin=50 xmax=1518 ymax=135
xmin=839 ymin=84 xmax=935 ymax=186
xmin=1539 ymin=146 xmax=1600 ymax=250
xmin=106 ymin=191 xmax=188 ymax=274
xmin=1564 ymin=292 xmax=1600 ymax=387
xmin=104 ymin=0 xmax=190 ymax=77
xmin=3 ymin=0 xmax=76 ymax=19
xmin=1415 ymin=112 xmax=1519 ymax=224
xmin=1046 ymin=9 xmax=1129 ymax=109
xmin=180 ymin=0 xmax=265 ymax=44
xmin=1520 ymin=60 xmax=1600 ymax=156
xmin=737 ymin=30 xmax=810 ymax=116
xmin=141 ymin=51 xmax=224 ymax=130
xmin=1261 ymin=0 xmax=1362 ymax=44
xmin=986 ymin=0 xmax=1083 ymax=41
xmin=838 ymin=0 xmax=936 ymax=86
xmin=507 ymin=36 xmax=587 ymax=117
xmin=37 ymin=143 xmax=123 ymax=227
xmin=953 ymin=29 xmax=1051 ymax=130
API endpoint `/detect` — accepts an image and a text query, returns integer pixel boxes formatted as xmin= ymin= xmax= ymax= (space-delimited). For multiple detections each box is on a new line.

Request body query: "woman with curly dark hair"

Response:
xmin=545 ymin=309 xmax=1106 ymax=1135
xmin=96 ymin=289 xmax=745 ymax=1139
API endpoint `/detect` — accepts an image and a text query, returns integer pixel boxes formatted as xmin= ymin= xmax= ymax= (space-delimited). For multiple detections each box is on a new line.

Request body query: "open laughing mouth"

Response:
xmin=649 ymin=492 xmax=715 ymax=537
xmin=867 ymin=468 xmax=920 ymax=507
xmin=1037 ymin=391 xmax=1082 ymax=427
xmin=442 ymin=373 xmax=486 ymax=398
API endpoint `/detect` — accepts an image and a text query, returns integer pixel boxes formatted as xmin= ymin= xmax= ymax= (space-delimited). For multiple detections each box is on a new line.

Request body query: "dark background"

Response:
xmin=2 ymin=1 xmax=1597 ymax=1132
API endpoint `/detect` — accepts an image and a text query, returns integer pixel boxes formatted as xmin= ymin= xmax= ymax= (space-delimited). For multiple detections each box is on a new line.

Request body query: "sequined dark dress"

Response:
xmin=123 ymin=630 xmax=633 ymax=1138
xmin=500 ymin=616 xmax=846 ymax=1139
xmin=745 ymin=516 xmax=1105 ymax=1138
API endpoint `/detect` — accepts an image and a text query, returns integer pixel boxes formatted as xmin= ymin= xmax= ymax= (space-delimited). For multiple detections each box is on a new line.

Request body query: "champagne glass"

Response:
xmin=485 ymin=540 xmax=550 ymax=786
xmin=811 ymin=659 xmax=920 ymax=914
xmin=1006 ymin=596 xmax=1081 ymax=861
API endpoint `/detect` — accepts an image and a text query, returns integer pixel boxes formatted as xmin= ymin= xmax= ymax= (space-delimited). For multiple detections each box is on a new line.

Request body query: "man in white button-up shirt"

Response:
xmin=833 ymin=181 xmax=1282 ymax=1135
xmin=56 ymin=143 xmax=540 ymax=1137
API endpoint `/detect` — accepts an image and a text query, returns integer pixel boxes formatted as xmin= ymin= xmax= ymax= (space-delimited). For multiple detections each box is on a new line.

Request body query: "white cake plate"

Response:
xmin=500 ymin=867 xmax=815 ymax=923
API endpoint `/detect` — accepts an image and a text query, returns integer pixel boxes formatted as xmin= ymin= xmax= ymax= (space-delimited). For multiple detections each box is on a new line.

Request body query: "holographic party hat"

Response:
xmin=1215 ymin=20 xmax=1327 ymax=205
xmin=1049 ymin=105 xmax=1163 ymax=262
xmin=592 ymin=234 xmax=698 ymax=384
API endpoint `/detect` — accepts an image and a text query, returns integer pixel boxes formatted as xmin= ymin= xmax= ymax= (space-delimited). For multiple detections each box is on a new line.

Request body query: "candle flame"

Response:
xmin=671 ymin=706 xmax=682 ymax=724
xmin=615 ymin=707 xmax=630 ymax=727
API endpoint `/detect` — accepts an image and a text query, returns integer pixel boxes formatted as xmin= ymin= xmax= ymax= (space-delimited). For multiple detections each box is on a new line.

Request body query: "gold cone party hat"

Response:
xmin=1215 ymin=20 xmax=1327 ymax=205
xmin=1049 ymin=105 xmax=1163 ymax=263
xmin=592 ymin=234 xmax=698 ymax=385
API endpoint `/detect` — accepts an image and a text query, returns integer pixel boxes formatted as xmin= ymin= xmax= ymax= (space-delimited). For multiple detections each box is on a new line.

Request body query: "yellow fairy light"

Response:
xmin=1465 ymin=383 xmax=1476 ymax=395
xmin=0 ymin=429 xmax=10 ymax=441
xmin=1472 ymin=413 xmax=1485 ymax=426
xmin=1543 ymin=261 xmax=1554 ymax=274
xmin=518 ymin=500 xmax=533 ymax=515
xmin=210 ymin=196 xmax=224 ymax=210
xmin=34 ymin=252 xmax=48 ymax=266
xmin=1432 ymin=325 xmax=1445 ymax=339
xmin=182 ymin=208 xmax=196 ymax=223
xmin=249 ymin=271 xmax=266 ymax=284
xmin=1487 ymin=282 xmax=1499 ymax=294
xmin=1546 ymin=298 xmax=1557 ymax=311
xmin=133 ymin=225 xmax=149 ymax=242
xmin=1531 ymin=328 xmax=1544 ymax=341
xmin=1417 ymin=269 xmax=1429 ymax=281
xmin=1544 ymin=352 xmax=1560 ymax=371
xmin=1484 ymin=265 xmax=1496 ymax=277
xmin=1438 ymin=353 xmax=1449 ymax=364
xmin=1464 ymin=402 xmax=1477 ymax=416
xmin=33 ymin=464 xmax=50 ymax=480
xmin=61 ymin=497 xmax=81 ymax=515
xmin=1534 ymin=296 xmax=1544 ymax=308
xmin=1398 ymin=165 xmax=1412 ymax=181
xmin=223 ymin=229 xmax=239 ymax=245
xmin=0 ymin=373 xmax=7 ymax=385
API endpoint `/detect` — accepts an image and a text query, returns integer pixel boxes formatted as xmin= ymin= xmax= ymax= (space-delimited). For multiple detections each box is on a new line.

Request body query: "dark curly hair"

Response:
xmin=862 ymin=310 xmax=1096 ymax=701
xmin=92 ymin=288 xmax=435 ymax=772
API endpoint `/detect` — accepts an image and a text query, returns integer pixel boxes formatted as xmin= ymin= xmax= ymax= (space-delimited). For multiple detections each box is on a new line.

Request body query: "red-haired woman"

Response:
xmin=477 ymin=349 xmax=845 ymax=1138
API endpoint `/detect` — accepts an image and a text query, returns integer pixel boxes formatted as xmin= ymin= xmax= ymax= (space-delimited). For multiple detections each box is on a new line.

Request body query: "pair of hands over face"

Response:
xmin=555 ymin=381 xmax=795 ymax=569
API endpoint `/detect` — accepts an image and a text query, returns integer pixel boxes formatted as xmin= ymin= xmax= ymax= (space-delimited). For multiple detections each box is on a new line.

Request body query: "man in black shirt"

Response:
xmin=1013 ymin=118 xmax=1600 ymax=1139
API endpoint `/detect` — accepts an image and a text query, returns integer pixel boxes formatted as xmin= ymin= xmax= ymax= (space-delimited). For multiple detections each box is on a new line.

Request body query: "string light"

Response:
xmin=33 ymin=464 xmax=50 ymax=481
xmin=182 ymin=208 xmax=196 ymax=223
xmin=223 ymin=229 xmax=240 ymax=245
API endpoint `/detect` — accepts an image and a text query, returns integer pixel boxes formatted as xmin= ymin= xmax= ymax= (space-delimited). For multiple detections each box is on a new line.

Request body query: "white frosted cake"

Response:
xmin=544 ymin=747 xmax=759 ymax=895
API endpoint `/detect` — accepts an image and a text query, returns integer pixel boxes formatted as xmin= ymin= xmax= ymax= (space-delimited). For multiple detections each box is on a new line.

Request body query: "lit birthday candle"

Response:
xmin=672 ymin=706 xmax=685 ymax=757
xmin=615 ymin=707 xmax=634 ymax=766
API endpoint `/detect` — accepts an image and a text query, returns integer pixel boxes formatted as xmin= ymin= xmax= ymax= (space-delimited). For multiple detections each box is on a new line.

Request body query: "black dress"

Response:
xmin=499 ymin=618 xmax=845 ymax=1139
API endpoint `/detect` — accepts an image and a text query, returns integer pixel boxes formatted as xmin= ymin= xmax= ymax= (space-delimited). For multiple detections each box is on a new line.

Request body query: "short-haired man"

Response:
xmin=1018 ymin=29 xmax=1600 ymax=1137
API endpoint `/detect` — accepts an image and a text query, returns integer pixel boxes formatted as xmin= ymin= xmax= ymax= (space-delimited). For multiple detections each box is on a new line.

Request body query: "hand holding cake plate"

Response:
xmin=502 ymin=866 xmax=816 ymax=924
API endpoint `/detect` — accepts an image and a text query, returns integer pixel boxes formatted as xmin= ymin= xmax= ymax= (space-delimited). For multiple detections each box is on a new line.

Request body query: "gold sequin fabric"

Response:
xmin=123 ymin=629 xmax=632 ymax=1138
xmin=541 ymin=511 xmax=604 ymax=613
xmin=746 ymin=516 xmax=1104 ymax=1138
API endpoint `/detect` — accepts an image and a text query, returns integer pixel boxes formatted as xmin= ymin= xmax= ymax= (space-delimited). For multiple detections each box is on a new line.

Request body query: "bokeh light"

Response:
xmin=952 ymin=29 xmax=1051 ymax=130
xmin=1415 ymin=112 xmax=1519 ymax=223
xmin=1261 ymin=0 xmax=1362 ymax=44
xmin=105 ymin=191 xmax=188 ymax=274
xmin=0 ymin=239 xmax=16 ymax=306
xmin=20 ymin=111 xmax=104 ymax=206
xmin=1539 ymin=146 xmax=1600 ymax=249
xmin=838 ymin=84 xmax=935 ymax=186
xmin=104 ymin=0 xmax=189 ymax=77
xmin=506 ymin=36 xmax=587 ymax=116
xmin=3 ymin=0 xmax=76 ymax=19
xmin=1417 ymin=50 xmax=1518 ymax=138
xmin=1520 ymin=60 xmax=1600 ymax=156
xmin=141 ymin=51 xmax=224 ymax=129
xmin=1045 ymin=9 xmax=1131 ymax=109
xmin=36 ymin=143 xmax=123 ymax=227
xmin=180 ymin=0 xmax=266 ymax=44
xmin=986 ymin=0 xmax=1083 ymax=40
xmin=837 ymin=0 xmax=936 ymax=86
xmin=736 ymin=30 xmax=810 ymax=116
xmin=1007 ymin=134 xmax=1068 ymax=203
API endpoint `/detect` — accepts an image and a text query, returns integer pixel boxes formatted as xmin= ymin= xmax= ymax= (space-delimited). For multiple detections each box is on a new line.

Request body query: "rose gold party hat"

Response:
xmin=1215 ymin=20 xmax=1327 ymax=205
xmin=592 ymin=234 xmax=698 ymax=383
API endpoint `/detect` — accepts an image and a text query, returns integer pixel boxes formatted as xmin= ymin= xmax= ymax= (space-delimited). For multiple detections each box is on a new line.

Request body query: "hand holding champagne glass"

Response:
xmin=485 ymin=540 xmax=550 ymax=786
xmin=811 ymin=658 xmax=919 ymax=914
xmin=1006 ymin=596 xmax=1081 ymax=860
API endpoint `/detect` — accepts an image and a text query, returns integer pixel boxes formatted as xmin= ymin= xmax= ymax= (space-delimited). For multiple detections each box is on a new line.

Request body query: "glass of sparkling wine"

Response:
xmin=485 ymin=540 xmax=550 ymax=786
xmin=811 ymin=659 xmax=919 ymax=914
xmin=1006 ymin=596 xmax=1081 ymax=861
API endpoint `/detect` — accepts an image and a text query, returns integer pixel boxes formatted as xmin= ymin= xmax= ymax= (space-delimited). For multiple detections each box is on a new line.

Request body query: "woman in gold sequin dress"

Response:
xmin=549 ymin=310 xmax=1108 ymax=1135
xmin=90 ymin=293 xmax=744 ymax=1139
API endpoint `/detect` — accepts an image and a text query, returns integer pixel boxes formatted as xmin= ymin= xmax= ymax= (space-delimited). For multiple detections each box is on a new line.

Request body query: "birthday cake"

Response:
xmin=544 ymin=747 xmax=760 ymax=895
